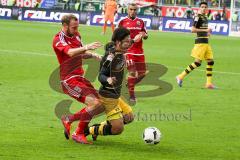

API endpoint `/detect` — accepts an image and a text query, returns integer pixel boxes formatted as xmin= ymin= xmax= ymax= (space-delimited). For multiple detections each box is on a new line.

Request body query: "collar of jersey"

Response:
xmin=127 ymin=16 xmax=137 ymax=21
xmin=60 ymin=30 xmax=75 ymax=39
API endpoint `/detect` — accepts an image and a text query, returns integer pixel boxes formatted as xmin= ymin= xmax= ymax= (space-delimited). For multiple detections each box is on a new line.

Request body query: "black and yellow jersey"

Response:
xmin=192 ymin=14 xmax=209 ymax=44
xmin=98 ymin=42 xmax=125 ymax=99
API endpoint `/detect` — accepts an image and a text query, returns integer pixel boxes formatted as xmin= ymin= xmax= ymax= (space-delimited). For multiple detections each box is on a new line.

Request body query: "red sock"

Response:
xmin=68 ymin=107 xmax=92 ymax=124
xmin=68 ymin=110 xmax=81 ymax=123
xmin=128 ymin=77 xmax=136 ymax=98
xmin=75 ymin=108 xmax=92 ymax=135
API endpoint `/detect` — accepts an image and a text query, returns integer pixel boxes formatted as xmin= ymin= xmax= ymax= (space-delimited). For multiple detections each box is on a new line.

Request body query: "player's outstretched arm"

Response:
xmin=141 ymin=32 xmax=148 ymax=40
xmin=67 ymin=42 xmax=102 ymax=57
xmin=83 ymin=51 xmax=103 ymax=61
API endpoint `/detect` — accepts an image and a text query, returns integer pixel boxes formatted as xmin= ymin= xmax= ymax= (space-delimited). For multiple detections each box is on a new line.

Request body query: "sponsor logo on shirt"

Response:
xmin=126 ymin=27 xmax=142 ymax=30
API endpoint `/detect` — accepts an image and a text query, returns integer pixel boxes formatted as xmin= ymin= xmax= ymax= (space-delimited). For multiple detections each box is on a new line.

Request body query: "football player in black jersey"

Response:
xmin=176 ymin=2 xmax=216 ymax=89
xmin=84 ymin=27 xmax=138 ymax=140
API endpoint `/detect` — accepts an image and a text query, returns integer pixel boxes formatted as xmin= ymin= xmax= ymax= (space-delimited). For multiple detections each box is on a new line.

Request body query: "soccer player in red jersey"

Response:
xmin=52 ymin=14 xmax=104 ymax=144
xmin=118 ymin=3 xmax=148 ymax=105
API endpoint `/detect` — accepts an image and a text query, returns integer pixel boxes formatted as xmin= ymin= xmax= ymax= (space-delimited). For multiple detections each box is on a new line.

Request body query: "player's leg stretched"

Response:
xmin=85 ymin=97 xmax=126 ymax=138
xmin=176 ymin=59 xmax=202 ymax=87
xmin=62 ymin=94 xmax=104 ymax=144
xmin=72 ymin=96 xmax=104 ymax=144
xmin=88 ymin=98 xmax=134 ymax=141
xmin=86 ymin=118 xmax=124 ymax=137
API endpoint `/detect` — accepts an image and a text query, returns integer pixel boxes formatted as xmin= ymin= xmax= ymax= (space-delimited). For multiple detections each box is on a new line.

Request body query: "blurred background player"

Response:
xmin=52 ymin=14 xmax=104 ymax=144
xmin=184 ymin=6 xmax=194 ymax=19
xmin=85 ymin=27 xmax=134 ymax=139
xmin=102 ymin=0 xmax=117 ymax=35
xmin=118 ymin=3 xmax=148 ymax=105
xmin=176 ymin=2 xmax=216 ymax=89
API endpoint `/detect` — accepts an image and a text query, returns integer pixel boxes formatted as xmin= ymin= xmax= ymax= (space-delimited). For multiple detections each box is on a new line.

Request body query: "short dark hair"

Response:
xmin=199 ymin=1 xmax=208 ymax=7
xmin=61 ymin=14 xmax=78 ymax=25
xmin=128 ymin=3 xmax=138 ymax=8
xmin=111 ymin=27 xmax=130 ymax=42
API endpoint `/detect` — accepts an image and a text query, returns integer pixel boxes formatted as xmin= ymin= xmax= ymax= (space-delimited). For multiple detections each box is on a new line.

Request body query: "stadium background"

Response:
xmin=1 ymin=0 xmax=240 ymax=35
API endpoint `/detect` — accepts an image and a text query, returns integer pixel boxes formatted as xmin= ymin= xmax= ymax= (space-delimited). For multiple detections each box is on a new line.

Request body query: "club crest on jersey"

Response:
xmin=137 ymin=21 xmax=141 ymax=26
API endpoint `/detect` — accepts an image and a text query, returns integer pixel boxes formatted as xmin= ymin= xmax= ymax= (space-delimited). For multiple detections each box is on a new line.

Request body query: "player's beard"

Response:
xmin=66 ymin=27 xmax=74 ymax=37
xmin=129 ymin=15 xmax=136 ymax=20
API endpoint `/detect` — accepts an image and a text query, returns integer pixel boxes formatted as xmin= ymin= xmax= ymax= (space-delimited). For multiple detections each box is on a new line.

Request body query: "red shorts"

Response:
xmin=61 ymin=76 xmax=99 ymax=104
xmin=126 ymin=53 xmax=146 ymax=74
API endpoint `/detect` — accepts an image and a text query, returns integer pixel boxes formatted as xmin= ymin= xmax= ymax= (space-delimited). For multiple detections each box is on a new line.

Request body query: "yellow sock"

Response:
xmin=89 ymin=124 xmax=104 ymax=135
xmin=89 ymin=122 xmax=112 ymax=136
xmin=206 ymin=64 xmax=213 ymax=85
xmin=179 ymin=62 xmax=201 ymax=79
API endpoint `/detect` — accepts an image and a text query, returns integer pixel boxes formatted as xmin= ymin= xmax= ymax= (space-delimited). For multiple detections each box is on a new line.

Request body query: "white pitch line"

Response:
xmin=0 ymin=49 xmax=54 ymax=57
xmin=168 ymin=66 xmax=240 ymax=76
xmin=0 ymin=49 xmax=240 ymax=76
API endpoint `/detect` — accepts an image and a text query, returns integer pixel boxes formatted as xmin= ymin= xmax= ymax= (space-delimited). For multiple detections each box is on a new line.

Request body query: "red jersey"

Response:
xmin=52 ymin=31 xmax=84 ymax=80
xmin=118 ymin=17 xmax=147 ymax=54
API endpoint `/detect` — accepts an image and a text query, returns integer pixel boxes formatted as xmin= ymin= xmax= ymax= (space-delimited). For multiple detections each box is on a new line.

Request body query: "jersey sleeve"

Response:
xmin=192 ymin=15 xmax=199 ymax=27
xmin=53 ymin=37 xmax=71 ymax=55
xmin=98 ymin=66 xmax=109 ymax=85
xmin=117 ymin=19 xmax=123 ymax=28
xmin=98 ymin=54 xmax=114 ymax=85
xmin=98 ymin=54 xmax=113 ymax=85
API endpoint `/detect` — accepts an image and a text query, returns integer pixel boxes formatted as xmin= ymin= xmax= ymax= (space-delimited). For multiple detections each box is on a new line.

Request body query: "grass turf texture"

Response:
xmin=0 ymin=20 xmax=239 ymax=160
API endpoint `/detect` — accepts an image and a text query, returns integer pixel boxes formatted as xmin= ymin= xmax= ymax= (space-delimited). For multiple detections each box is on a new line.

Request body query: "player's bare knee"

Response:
xmin=111 ymin=125 xmax=124 ymax=135
xmin=110 ymin=119 xmax=124 ymax=135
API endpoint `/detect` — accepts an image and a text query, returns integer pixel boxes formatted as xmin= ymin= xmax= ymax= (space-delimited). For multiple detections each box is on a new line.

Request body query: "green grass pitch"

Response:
xmin=0 ymin=20 xmax=239 ymax=160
